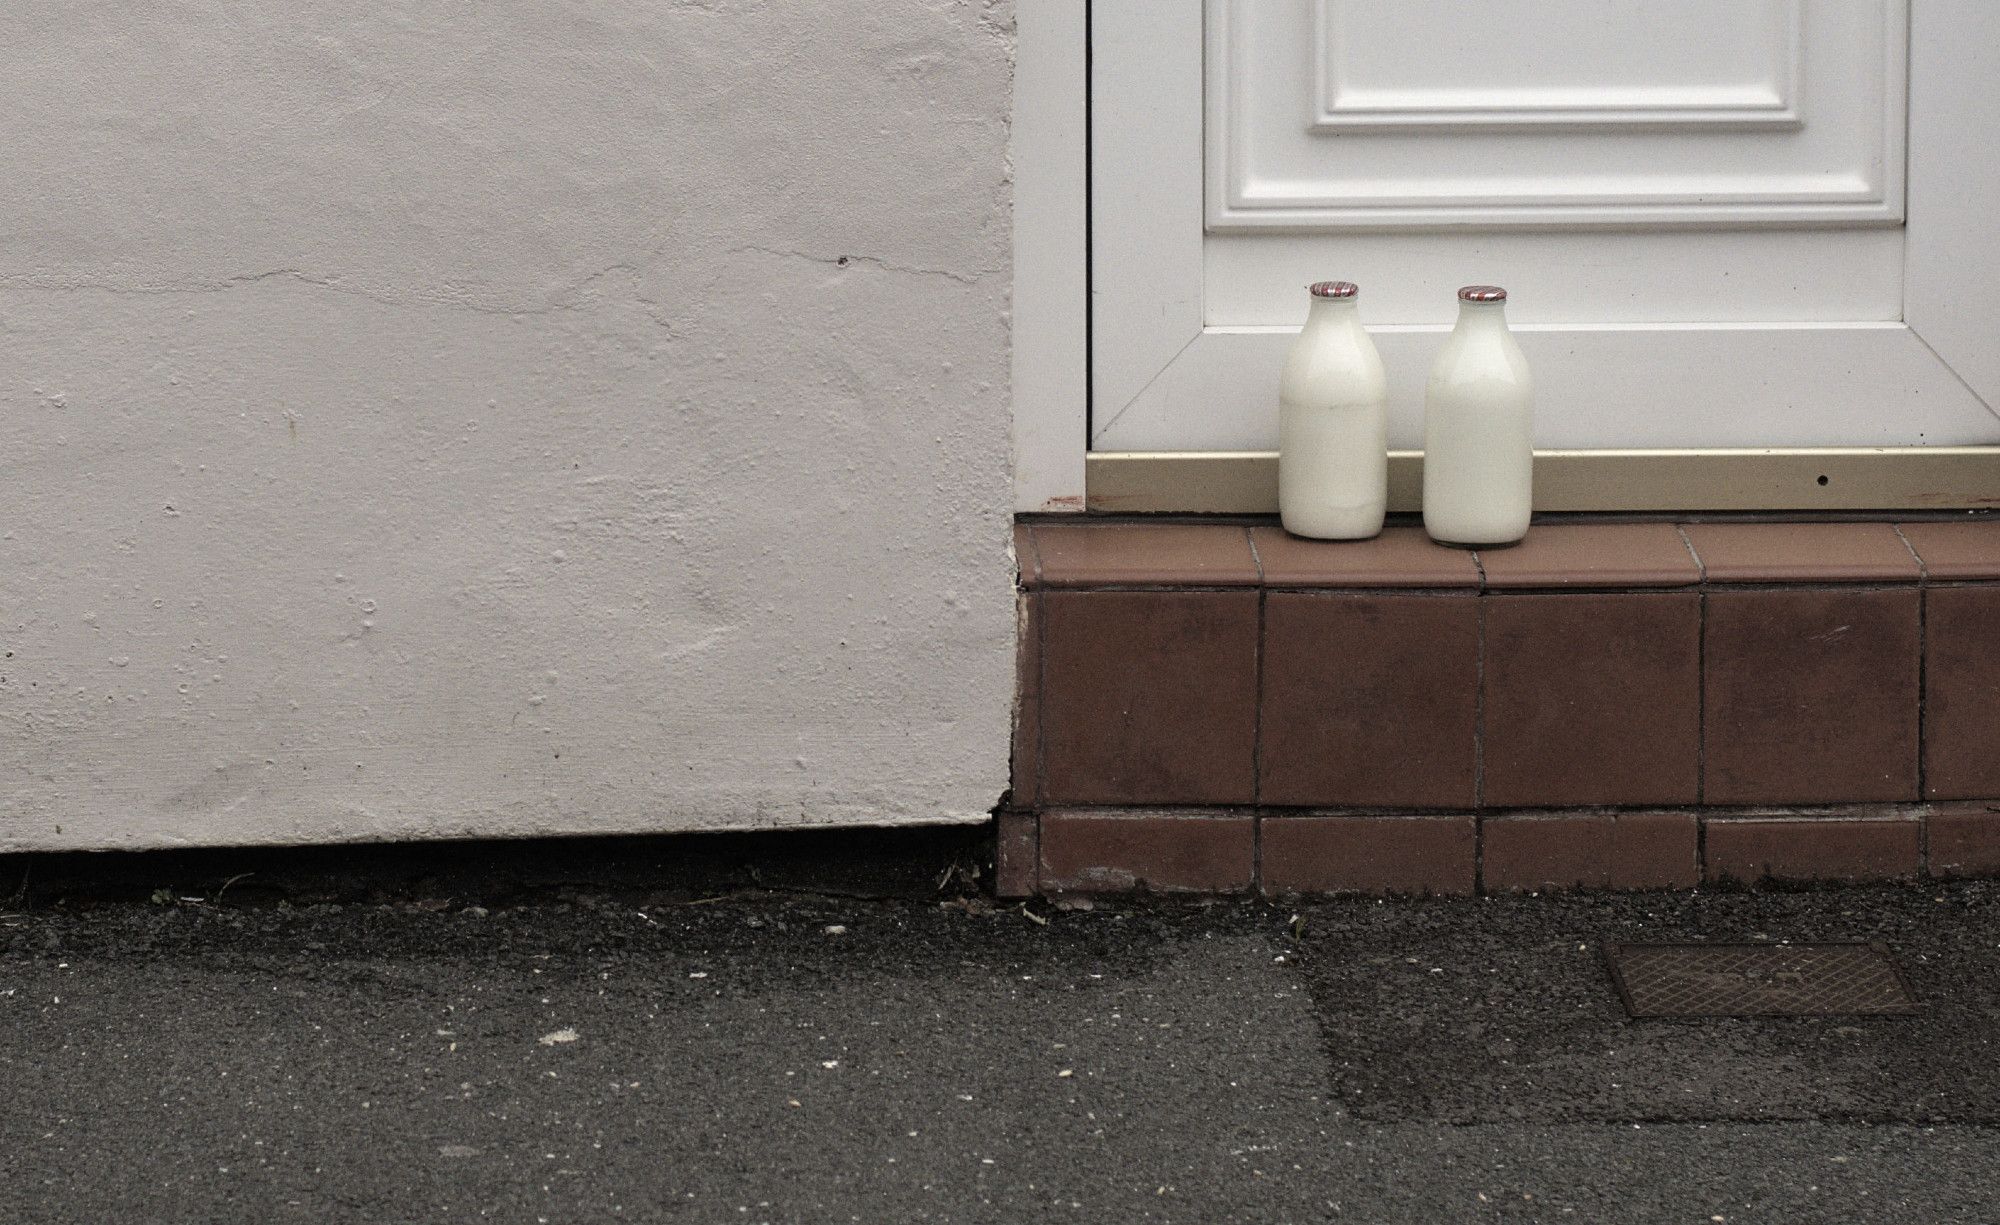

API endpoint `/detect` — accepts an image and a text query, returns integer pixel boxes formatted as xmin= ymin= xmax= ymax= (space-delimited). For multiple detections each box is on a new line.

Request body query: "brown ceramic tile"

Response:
xmin=1482 ymin=594 xmax=1701 ymax=807
xmin=1259 ymin=594 xmax=1478 ymax=808
xmin=1250 ymin=525 xmax=1480 ymax=588
xmin=994 ymin=812 xmax=1039 ymax=898
xmin=1031 ymin=523 xmax=1259 ymax=588
xmin=1011 ymin=593 xmax=1041 ymax=809
xmin=1927 ymin=802 xmax=2000 ymax=879
xmin=1040 ymin=591 xmax=1259 ymax=805
xmin=1013 ymin=523 xmax=1041 ymax=586
xmin=1682 ymin=522 xmax=1921 ymax=583
xmin=1481 ymin=812 xmax=1699 ymax=893
xmin=1038 ymin=810 xmax=1253 ymax=894
xmin=1475 ymin=523 xmax=1702 ymax=588
xmin=1923 ymin=586 xmax=2000 ymax=799
xmin=1703 ymin=588 xmax=1920 ymax=804
xmin=1897 ymin=521 xmax=2000 ymax=579
xmin=1260 ymin=814 xmax=1476 ymax=896
xmin=1702 ymin=815 xmax=1921 ymax=885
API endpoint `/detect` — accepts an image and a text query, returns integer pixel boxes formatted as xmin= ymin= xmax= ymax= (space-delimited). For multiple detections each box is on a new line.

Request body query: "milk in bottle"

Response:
xmin=1278 ymin=280 xmax=1389 ymax=540
xmin=1421 ymin=285 xmax=1533 ymax=547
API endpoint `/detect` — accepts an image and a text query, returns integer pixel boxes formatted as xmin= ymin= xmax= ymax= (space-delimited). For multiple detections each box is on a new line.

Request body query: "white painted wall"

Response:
xmin=0 ymin=0 xmax=1016 ymax=850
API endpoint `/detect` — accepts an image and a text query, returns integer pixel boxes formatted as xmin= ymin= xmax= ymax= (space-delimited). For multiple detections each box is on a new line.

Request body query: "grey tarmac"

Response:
xmin=4 ymin=871 xmax=1999 ymax=1223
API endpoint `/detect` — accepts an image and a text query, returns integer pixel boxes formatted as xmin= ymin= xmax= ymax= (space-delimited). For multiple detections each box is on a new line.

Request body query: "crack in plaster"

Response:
xmin=0 ymin=262 xmax=676 ymax=324
xmin=727 ymin=244 xmax=999 ymax=286
xmin=2 ymin=243 xmax=995 ymax=319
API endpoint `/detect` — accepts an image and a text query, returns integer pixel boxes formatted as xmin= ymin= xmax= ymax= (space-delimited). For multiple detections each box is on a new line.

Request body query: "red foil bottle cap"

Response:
xmin=1308 ymin=280 xmax=1359 ymax=298
xmin=1458 ymin=285 xmax=1507 ymax=302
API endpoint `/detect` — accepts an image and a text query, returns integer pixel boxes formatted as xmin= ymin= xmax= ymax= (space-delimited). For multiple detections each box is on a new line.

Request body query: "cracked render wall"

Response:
xmin=0 ymin=1 xmax=1015 ymax=850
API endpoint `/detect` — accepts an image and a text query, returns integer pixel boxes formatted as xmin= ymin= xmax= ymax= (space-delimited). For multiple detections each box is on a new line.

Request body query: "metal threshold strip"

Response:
xmin=1084 ymin=448 xmax=2000 ymax=514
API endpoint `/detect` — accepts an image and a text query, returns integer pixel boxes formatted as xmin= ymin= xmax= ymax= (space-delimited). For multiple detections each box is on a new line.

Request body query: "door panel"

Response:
xmin=1317 ymin=0 xmax=1798 ymax=131
xmin=1213 ymin=0 xmax=1902 ymax=228
xmin=1091 ymin=0 xmax=2000 ymax=454
xmin=1204 ymin=230 xmax=1904 ymax=325
xmin=1092 ymin=323 xmax=1997 ymax=453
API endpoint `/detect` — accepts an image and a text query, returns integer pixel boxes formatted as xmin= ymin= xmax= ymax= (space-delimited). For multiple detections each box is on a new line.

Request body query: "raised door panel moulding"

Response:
xmin=1313 ymin=0 xmax=1802 ymax=131
xmin=1209 ymin=0 xmax=1907 ymax=229
xmin=1090 ymin=324 xmax=2000 ymax=454
xmin=1201 ymin=229 xmax=1907 ymax=326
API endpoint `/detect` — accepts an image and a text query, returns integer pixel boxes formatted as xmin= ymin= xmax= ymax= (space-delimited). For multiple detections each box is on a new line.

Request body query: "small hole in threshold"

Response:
xmin=1817 ymin=475 xmax=1830 ymax=486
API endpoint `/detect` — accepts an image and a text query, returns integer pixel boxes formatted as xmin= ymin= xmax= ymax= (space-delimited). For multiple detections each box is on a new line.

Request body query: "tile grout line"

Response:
xmin=1246 ymin=528 xmax=1267 ymax=810
xmin=1470 ymin=547 xmax=1488 ymax=815
xmin=1468 ymin=539 xmax=1487 ymax=894
xmin=1473 ymin=597 xmax=1487 ymax=812
xmin=1920 ymin=795 xmax=1931 ymax=879
xmin=1695 ymin=799 xmax=1710 ymax=885
xmin=1893 ymin=524 xmax=1929 ymax=808
xmin=1474 ymin=810 xmax=1487 ymax=896
xmin=1245 ymin=526 xmax=1266 ymax=893
xmin=1889 ymin=523 xmax=1928 ymax=582
xmin=1915 ymin=581 xmax=1929 ymax=808
xmin=1679 ymin=525 xmax=1711 ymax=816
xmin=1674 ymin=522 xmax=1707 ymax=585
xmin=1252 ymin=809 xmax=1263 ymax=897
xmin=1696 ymin=608 xmax=1708 ymax=809
xmin=1032 ymin=534 xmax=1050 ymax=888
xmin=1017 ymin=526 xmax=1044 ymax=894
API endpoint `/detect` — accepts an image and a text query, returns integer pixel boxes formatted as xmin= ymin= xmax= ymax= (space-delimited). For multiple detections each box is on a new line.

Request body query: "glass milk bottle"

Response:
xmin=1422 ymin=285 xmax=1533 ymax=547
xmin=1278 ymin=280 xmax=1388 ymax=540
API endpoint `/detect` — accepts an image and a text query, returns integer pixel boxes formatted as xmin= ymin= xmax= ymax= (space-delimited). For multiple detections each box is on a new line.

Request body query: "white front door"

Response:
xmin=1090 ymin=0 xmax=2000 ymax=455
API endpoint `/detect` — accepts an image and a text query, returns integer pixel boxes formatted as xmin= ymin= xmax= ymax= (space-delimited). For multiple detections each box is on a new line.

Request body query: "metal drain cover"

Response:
xmin=1606 ymin=942 xmax=1918 ymax=1018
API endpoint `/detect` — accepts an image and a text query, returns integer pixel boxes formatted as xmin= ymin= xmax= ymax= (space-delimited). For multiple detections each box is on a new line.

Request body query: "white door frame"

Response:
xmin=1011 ymin=0 xmax=1089 ymax=513
xmin=1012 ymin=0 xmax=2000 ymax=514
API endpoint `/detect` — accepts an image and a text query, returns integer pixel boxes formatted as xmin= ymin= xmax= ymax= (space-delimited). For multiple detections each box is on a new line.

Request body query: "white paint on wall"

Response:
xmin=0 ymin=0 xmax=1016 ymax=850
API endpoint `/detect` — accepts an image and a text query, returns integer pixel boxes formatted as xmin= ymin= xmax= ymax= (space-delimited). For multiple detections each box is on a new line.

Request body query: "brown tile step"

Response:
xmin=1006 ymin=515 xmax=2000 ymax=898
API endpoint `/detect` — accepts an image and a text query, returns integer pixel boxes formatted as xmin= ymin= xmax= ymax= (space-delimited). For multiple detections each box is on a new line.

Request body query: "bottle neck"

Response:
xmin=1454 ymin=300 xmax=1509 ymax=334
xmin=1305 ymin=296 xmax=1361 ymax=327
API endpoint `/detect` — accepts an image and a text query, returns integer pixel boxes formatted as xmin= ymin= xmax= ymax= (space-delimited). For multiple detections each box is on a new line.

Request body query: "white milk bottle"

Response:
xmin=1422 ymin=285 xmax=1533 ymax=547
xmin=1278 ymin=280 xmax=1388 ymax=540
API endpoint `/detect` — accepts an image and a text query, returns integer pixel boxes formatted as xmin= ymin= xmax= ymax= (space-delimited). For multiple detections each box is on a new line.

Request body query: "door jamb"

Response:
xmin=1011 ymin=0 xmax=1089 ymax=513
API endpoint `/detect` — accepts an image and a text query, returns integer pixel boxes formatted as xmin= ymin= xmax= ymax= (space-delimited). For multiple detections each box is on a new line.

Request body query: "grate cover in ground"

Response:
xmin=1606 ymin=942 xmax=1918 ymax=1018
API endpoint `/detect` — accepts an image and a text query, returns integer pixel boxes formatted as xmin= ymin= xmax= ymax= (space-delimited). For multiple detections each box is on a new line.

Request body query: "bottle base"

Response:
xmin=1282 ymin=525 xmax=1386 ymax=542
xmin=1279 ymin=506 xmax=1387 ymax=542
xmin=1429 ymin=535 xmax=1525 ymax=550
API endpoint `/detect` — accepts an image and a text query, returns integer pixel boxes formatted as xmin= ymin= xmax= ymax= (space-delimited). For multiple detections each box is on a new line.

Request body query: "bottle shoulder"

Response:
xmin=1426 ymin=328 xmax=1531 ymax=399
xmin=1281 ymin=323 xmax=1388 ymax=403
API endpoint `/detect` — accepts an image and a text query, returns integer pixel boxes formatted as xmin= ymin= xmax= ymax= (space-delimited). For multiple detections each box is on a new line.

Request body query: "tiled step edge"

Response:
xmin=995 ymin=804 xmax=2000 ymax=899
xmin=1016 ymin=518 xmax=2000 ymax=591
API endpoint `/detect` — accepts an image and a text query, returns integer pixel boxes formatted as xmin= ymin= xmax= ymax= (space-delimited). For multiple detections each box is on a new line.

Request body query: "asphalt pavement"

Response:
xmin=4 ymin=844 xmax=1999 ymax=1223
